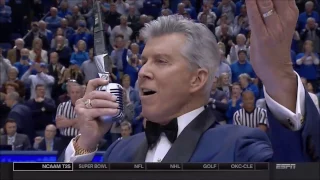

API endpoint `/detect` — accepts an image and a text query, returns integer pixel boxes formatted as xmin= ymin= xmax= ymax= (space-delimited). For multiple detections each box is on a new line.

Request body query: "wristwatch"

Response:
xmin=73 ymin=135 xmax=98 ymax=155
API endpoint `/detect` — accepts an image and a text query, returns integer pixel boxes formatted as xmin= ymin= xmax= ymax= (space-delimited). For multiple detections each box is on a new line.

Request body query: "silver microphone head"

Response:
xmin=94 ymin=54 xmax=124 ymax=123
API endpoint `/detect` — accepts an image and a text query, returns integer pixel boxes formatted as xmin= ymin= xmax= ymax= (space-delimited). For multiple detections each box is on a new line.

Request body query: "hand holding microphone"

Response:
xmin=74 ymin=54 xmax=124 ymax=151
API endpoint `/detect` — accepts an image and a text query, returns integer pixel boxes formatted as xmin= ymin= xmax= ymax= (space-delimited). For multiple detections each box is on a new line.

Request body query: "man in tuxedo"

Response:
xmin=62 ymin=0 xmax=319 ymax=162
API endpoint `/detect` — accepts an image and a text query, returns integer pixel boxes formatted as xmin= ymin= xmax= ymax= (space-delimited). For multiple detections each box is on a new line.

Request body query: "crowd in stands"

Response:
xmin=0 ymin=0 xmax=319 ymax=156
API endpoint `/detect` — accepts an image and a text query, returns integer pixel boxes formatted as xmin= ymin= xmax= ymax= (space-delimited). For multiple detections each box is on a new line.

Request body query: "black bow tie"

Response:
xmin=145 ymin=119 xmax=178 ymax=149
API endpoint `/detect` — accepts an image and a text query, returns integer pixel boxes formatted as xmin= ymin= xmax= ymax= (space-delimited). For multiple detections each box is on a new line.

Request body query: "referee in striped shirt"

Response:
xmin=233 ymin=91 xmax=268 ymax=132
xmin=55 ymin=82 xmax=84 ymax=153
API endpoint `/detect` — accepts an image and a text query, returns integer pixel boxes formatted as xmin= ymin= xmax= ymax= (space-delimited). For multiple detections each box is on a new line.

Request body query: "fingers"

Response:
xmin=245 ymin=0 xmax=267 ymax=35
xmin=90 ymin=99 xmax=119 ymax=109
xmin=86 ymin=78 xmax=109 ymax=95
xmin=273 ymin=0 xmax=289 ymax=18
xmin=83 ymin=91 xmax=117 ymax=102
xmin=78 ymin=108 xmax=119 ymax=120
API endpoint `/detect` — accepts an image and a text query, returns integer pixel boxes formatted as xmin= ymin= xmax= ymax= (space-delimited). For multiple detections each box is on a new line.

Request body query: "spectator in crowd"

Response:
xmin=297 ymin=1 xmax=319 ymax=31
xmin=118 ymin=121 xmax=132 ymax=140
xmin=70 ymin=20 xmax=92 ymax=50
xmin=110 ymin=15 xmax=133 ymax=45
xmin=217 ymin=72 xmax=232 ymax=99
xmin=197 ymin=3 xmax=216 ymax=28
xmin=29 ymin=38 xmax=48 ymax=63
xmin=21 ymin=63 xmax=55 ymax=100
xmin=5 ymin=92 xmax=34 ymax=141
xmin=81 ymin=48 xmax=98 ymax=84
xmin=226 ymin=82 xmax=242 ymax=124
xmin=0 ymin=0 xmax=12 ymax=43
xmin=127 ymin=5 xmax=139 ymax=32
xmin=13 ymin=48 xmax=32 ymax=79
xmin=115 ymin=0 xmax=129 ymax=15
xmin=45 ymin=7 xmax=61 ymax=33
xmin=122 ymin=50 xmax=141 ymax=87
xmin=48 ymin=52 xmax=65 ymax=103
xmin=103 ymin=3 xmax=121 ymax=30
xmin=0 ymin=48 xmax=12 ymax=86
xmin=7 ymin=38 xmax=25 ymax=64
xmin=239 ymin=73 xmax=259 ymax=100
xmin=60 ymin=18 xmax=75 ymax=40
xmin=39 ymin=20 xmax=54 ymax=43
xmin=229 ymin=34 xmax=250 ymax=63
xmin=70 ymin=40 xmax=89 ymax=66
xmin=209 ymin=77 xmax=228 ymax=123
xmin=0 ymin=119 xmax=31 ymax=150
xmin=24 ymin=21 xmax=50 ymax=51
xmin=51 ymin=35 xmax=72 ymax=68
xmin=55 ymin=82 xmax=83 ymax=154
xmin=230 ymin=50 xmax=256 ymax=83
xmin=215 ymin=49 xmax=232 ymax=80
xmin=25 ymin=84 xmax=56 ymax=136
xmin=111 ymin=34 xmax=127 ymax=77
xmin=58 ymin=1 xmax=72 ymax=18
xmin=301 ymin=77 xmax=319 ymax=111
xmin=67 ymin=5 xmax=85 ymax=29
xmin=233 ymin=91 xmax=268 ymax=132
xmin=1 ymin=67 xmax=25 ymax=98
xmin=218 ymin=0 xmax=236 ymax=22
xmin=295 ymin=40 xmax=319 ymax=88
xmin=300 ymin=17 xmax=320 ymax=54
xmin=33 ymin=124 xmax=61 ymax=151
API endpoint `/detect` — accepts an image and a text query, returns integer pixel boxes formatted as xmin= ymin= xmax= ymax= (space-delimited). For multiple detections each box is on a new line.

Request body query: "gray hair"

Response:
xmin=305 ymin=1 xmax=314 ymax=7
xmin=140 ymin=15 xmax=220 ymax=94
xmin=7 ymin=92 xmax=20 ymax=102
xmin=120 ymin=121 xmax=132 ymax=130
xmin=15 ymin=38 xmax=24 ymax=44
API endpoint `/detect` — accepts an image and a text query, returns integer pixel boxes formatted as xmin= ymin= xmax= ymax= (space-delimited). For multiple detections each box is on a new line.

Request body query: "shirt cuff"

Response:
xmin=64 ymin=138 xmax=97 ymax=162
xmin=263 ymin=71 xmax=305 ymax=131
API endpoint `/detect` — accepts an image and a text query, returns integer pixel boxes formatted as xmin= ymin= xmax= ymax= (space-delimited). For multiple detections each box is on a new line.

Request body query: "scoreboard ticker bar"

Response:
xmin=13 ymin=162 xmax=269 ymax=171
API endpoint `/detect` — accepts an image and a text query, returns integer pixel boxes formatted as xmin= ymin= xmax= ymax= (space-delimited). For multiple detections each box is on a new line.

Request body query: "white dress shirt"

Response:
xmin=65 ymin=72 xmax=307 ymax=162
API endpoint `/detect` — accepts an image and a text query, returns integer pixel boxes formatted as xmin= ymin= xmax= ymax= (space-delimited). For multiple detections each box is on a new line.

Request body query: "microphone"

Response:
xmin=94 ymin=54 xmax=124 ymax=123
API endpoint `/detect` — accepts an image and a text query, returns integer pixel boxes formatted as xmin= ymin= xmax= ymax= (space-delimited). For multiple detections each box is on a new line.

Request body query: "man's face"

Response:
xmin=68 ymin=85 xmax=82 ymax=104
xmin=232 ymin=84 xmax=241 ymax=96
xmin=236 ymin=36 xmax=245 ymax=45
xmin=238 ymin=52 xmax=246 ymax=61
xmin=5 ymin=122 xmax=17 ymax=135
xmin=15 ymin=40 xmax=24 ymax=50
xmin=21 ymin=49 xmax=29 ymax=57
xmin=139 ymin=34 xmax=199 ymax=123
xmin=242 ymin=92 xmax=255 ymax=110
xmin=44 ymin=127 xmax=56 ymax=139
xmin=115 ymin=37 xmax=124 ymax=48
xmin=120 ymin=18 xmax=127 ymax=25
xmin=308 ymin=19 xmax=316 ymax=29
xmin=36 ymin=86 xmax=45 ymax=98
xmin=120 ymin=126 xmax=131 ymax=137
xmin=122 ymin=78 xmax=130 ymax=88
xmin=110 ymin=5 xmax=116 ymax=12
xmin=304 ymin=42 xmax=313 ymax=52
xmin=305 ymin=4 xmax=313 ymax=12
xmin=50 ymin=53 xmax=58 ymax=64
xmin=61 ymin=20 xmax=68 ymax=27
xmin=50 ymin=8 xmax=57 ymax=16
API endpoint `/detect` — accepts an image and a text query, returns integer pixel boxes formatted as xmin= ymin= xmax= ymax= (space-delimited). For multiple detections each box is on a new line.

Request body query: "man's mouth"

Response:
xmin=141 ymin=88 xmax=157 ymax=96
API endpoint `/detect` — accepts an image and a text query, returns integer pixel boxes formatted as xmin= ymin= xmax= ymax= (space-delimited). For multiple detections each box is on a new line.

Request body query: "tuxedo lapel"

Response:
xmin=132 ymin=133 xmax=149 ymax=162
xmin=162 ymin=108 xmax=217 ymax=163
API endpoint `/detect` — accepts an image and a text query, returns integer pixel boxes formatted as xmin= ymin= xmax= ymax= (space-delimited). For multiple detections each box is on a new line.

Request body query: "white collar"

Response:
xmin=176 ymin=106 xmax=205 ymax=136
xmin=8 ymin=133 xmax=17 ymax=139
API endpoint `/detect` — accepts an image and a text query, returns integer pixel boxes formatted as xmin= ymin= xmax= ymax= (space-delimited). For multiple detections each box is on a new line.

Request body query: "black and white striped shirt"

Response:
xmin=233 ymin=107 xmax=268 ymax=128
xmin=56 ymin=100 xmax=79 ymax=137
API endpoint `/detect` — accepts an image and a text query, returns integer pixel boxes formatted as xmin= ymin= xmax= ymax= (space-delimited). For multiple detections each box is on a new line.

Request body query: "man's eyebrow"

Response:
xmin=142 ymin=53 xmax=171 ymax=60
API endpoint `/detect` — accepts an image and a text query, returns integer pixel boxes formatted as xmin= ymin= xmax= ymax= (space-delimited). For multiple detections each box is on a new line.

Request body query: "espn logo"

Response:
xmin=276 ymin=164 xmax=296 ymax=169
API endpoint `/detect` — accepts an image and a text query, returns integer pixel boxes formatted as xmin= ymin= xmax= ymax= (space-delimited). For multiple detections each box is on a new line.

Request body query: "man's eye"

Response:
xmin=156 ymin=59 xmax=167 ymax=64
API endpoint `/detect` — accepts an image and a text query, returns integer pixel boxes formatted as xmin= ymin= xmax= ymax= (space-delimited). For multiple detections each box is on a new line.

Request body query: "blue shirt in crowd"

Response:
xmin=45 ymin=16 xmax=62 ymax=33
xmin=295 ymin=53 xmax=319 ymax=80
xmin=297 ymin=11 xmax=320 ymax=31
xmin=226 ymin=98 xmax=242 ymax=124
xmin=230 ymin=61 xmax=256 ymax=83
xmin=70 ymin=51 xmax=89 ymax=67
xmin=70 ymin=32 xmax=93 ymax=50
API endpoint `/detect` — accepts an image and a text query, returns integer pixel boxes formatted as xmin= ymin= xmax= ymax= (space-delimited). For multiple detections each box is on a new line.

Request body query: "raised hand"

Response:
xmin=246 ymin=0 xmax=299 ymax=112
xmin=75 ymin=78 xmax=119 ymax=150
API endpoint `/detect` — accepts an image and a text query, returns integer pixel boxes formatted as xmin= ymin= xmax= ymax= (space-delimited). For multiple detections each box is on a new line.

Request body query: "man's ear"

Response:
xmin=189 ymin=68 xmax=209 ymax=93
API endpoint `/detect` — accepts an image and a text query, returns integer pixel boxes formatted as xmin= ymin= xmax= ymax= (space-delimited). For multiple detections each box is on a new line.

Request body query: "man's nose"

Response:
xmin=138 ymin=63 xmax=153 ymax=81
